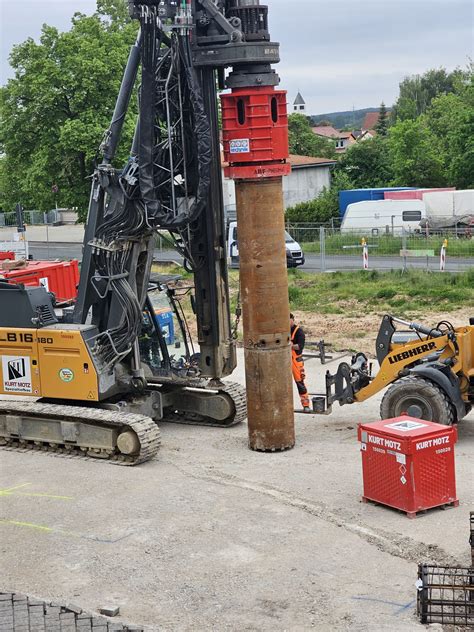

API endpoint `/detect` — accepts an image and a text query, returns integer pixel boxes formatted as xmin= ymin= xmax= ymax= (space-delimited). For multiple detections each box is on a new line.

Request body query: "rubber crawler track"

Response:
xmin=0 ymin=400 xmax=161 ymax=466
xmin=161 ymin=381 xmax=247 ymax=427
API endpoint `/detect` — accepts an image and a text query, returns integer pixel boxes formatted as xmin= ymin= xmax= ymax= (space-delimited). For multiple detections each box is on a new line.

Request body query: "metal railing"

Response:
xmin=1 ymin=218 xmax=473 ymax=272
xmin=284 ymin=224 xmax=474 ymax=271
xmin=0 ymin=210 xmax=59 ymax=227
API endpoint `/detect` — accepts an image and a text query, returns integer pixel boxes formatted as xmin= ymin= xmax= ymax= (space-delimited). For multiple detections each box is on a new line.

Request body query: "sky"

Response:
xmin=1 ymin=0 xmax=473 ymax=113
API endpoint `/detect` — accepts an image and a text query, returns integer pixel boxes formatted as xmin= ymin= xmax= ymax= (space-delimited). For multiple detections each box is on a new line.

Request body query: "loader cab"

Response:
xmin=227 ymin=221 xmax=305 ymax=268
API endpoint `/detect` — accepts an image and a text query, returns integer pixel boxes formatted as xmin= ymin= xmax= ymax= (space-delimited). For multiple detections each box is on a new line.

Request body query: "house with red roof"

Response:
xmin=362 ymin=110 xmax=391 ymax=134
xmin=311 ymin=126 xmax=356 ymax=153
xmin=335 ymin=131 xmax=356 ymax=153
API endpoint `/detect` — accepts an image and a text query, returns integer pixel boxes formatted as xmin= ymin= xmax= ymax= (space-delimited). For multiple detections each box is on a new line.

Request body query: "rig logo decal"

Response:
xmin=2 ymin=356 xmax=32 ymax=393
xmin=229 ymin=139 xmax=250 ymax=154
xmin=59 ymin=368 xmax=74 ymax=383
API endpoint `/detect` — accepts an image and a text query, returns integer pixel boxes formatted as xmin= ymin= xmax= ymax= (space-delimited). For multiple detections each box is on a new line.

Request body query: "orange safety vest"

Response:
xmin=290 ymin=325 xmax=307 ymax=399
xmin=291 ymin=325 xmax=302 ymax=356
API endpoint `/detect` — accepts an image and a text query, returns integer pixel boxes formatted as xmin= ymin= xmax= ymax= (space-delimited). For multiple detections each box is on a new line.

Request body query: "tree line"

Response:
xmin=0 ymin=2 xmax=472 ymax=225
xmin=0 ymin=0 xmax=136 ymax=222
xmin=286 ymin=66 xmax=473 ymax=223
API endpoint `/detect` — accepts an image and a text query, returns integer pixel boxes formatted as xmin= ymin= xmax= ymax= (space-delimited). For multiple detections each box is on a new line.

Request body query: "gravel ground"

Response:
xmin=1 ymin=350 xmax=473 ymax=631
xmin=293 ymin=308 xmax=471 ymax=357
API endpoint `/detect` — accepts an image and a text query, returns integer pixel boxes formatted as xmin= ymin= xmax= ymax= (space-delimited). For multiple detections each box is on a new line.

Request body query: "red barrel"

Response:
xmin=358 ymin=415 xmax=458 ymax=518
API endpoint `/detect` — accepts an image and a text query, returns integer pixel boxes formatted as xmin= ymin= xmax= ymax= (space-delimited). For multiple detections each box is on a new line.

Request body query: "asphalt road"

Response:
xmin=28 ymin=242 xmax=474 ymax=272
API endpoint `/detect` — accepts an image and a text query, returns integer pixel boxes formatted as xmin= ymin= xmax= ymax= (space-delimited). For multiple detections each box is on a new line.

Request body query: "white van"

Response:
xmin=227 ymin=221 xmax=305 ymax=269
xmin=341 ymin=200 xmax=426 ymax=235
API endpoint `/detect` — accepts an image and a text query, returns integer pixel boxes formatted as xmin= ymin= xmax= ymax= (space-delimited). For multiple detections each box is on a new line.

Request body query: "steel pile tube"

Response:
xmin=235 ymin=177 xmax=295 ymax=451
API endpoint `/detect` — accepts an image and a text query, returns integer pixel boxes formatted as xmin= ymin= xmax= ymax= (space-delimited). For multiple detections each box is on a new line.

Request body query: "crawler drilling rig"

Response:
xmin=0 ymin=0 xmax=288 ymax=463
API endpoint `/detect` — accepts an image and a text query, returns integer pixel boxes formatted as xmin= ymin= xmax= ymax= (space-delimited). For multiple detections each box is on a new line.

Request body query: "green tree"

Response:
xmin=392 ymin=67 xmax=464 ymax=121
xmin=285 ymin=171 xmax=353 ymax=223
xmin=314 ymin=119 xmax=333 ymax=127
xmin=338 ymin=136 xmax=392 ymax=188
xmin=388 ymin=118 xmax=446 ymax=187
xmin=425 ymin=71 xmax=474 ymax=188
xmin=288 ymin=113 xmax=337 ymax=159
xmin=0 ymin=3 xmax=137 ymax=221
xmin=97 ymin=0 xmax=131 ymax=25
xmin=374 ymin=101 xmax=389 ymax=136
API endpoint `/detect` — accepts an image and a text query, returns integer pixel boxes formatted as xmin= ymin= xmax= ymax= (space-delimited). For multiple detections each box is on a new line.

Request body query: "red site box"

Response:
xmin=358 ymin=415 xmax=458 ymax=518
xmin=2 ymin=260 xmax=79 ymax=302
xmin=0 ymin=251 xmax=15 ymax=261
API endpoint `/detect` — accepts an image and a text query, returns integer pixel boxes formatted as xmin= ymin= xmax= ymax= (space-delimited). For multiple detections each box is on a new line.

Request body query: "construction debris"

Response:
xmin=0 ymin=258 xmax=27 ymax=273
xmin=99 ymin=606 xmax=121 ymax=617
xmin=0 ymin=593 xmax=142 ymax=631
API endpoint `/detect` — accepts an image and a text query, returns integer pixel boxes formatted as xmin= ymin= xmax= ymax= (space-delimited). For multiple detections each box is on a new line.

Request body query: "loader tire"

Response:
xmin=380 ymin=376 xmax=454 ymax=425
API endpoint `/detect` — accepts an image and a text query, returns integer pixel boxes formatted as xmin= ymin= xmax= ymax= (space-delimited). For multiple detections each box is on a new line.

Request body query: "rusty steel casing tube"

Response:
xmin=235 ymin=177 xmax=295 ymax=451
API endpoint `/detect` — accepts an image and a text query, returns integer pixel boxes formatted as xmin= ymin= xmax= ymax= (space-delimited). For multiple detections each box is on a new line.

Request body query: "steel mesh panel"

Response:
xmin=417 ymin=565 xmax=474 ymax=626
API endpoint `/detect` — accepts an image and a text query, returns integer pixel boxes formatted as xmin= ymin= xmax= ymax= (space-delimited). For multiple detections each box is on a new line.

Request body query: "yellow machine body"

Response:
xmin=0 ymin=325 xmax=99 ymax=402
xmin=355 ymin=325 xmax=474 ymax=403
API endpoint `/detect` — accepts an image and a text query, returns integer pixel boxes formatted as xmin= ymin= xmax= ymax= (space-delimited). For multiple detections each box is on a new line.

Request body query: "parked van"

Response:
xmin=227 ymin=221 xmax=305 ymax=268
xmin=340 ymin=200 xmax=426 ymax=235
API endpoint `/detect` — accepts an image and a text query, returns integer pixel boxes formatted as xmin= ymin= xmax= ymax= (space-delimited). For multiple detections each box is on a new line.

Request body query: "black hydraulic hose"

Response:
xmin=136 ymin=19 xmax=211 ymax=229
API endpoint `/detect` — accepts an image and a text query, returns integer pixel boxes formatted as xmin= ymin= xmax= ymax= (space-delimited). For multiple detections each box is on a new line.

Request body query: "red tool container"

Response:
xmin=358 ymin=416 xmax=458 ymax=518
xmin=2 ymin=260 xmax=79 ymax=302
xmin=0 ymin=251 xmax=15 ymax=261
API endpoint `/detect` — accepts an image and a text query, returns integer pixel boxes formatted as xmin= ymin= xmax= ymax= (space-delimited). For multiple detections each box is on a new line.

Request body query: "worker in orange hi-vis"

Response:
xmin=290 ymin=313 xmax=310 ymax=412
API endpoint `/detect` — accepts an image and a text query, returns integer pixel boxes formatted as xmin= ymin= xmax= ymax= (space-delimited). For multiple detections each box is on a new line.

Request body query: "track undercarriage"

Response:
xmin=0 ymin=381 xmax=246 ymax=465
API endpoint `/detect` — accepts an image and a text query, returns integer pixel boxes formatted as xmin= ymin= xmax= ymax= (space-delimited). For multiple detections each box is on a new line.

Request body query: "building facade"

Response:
xmin=222 ymin=155 xmax=336 ymax=214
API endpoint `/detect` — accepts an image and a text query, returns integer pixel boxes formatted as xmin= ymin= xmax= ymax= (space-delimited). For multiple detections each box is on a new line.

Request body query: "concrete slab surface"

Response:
xmin=1 ymin=350 xmax=473 ymax=631
xmin=0 ymin=592 xmax=142 ymax=631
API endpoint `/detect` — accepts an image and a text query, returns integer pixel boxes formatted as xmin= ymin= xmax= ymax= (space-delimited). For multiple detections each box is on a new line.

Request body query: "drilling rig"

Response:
xmin=0 ymin=0 xmax=292 ymax=463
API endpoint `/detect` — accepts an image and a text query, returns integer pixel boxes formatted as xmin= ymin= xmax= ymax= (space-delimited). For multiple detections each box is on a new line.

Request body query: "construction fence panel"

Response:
xmin=0 ymin=210 xmax=60 ymax=227
xmin=285 ymin=223 xmax=474 ymax=272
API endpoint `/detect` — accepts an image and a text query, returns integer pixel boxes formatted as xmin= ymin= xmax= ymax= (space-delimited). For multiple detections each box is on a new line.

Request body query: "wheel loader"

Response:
xmin=319 ymin=315 xmax=474 ymax=425
xmin=0 ymin=0 xmax=282 ymax=464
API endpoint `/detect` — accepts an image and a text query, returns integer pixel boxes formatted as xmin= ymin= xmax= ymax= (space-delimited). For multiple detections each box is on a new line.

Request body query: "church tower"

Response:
xmin=293 ymin=92 xmax=306 ymax=113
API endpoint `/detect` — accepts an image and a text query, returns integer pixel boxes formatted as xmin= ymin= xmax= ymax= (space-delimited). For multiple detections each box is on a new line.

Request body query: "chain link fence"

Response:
xmin=0 ymin=210 xmax=60 ymax=227
xmin=286 ymin=223 xmax=474 ymax=272
xmin=0 ymin=215 xmax=473 ymax=272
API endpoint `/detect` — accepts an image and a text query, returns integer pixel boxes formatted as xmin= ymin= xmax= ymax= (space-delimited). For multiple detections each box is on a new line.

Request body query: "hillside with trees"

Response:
xmin=287 ymin=66 xmax=473 ymax=223
xmin=309 ymin=108 xmax=379 ymax=130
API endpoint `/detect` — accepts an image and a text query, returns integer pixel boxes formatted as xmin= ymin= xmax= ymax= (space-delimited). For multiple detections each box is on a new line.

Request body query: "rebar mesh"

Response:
xmin=470 ymin=511 xmax=474 ymax=566
xmin=417 ymin=564 xmax=474 ymax=626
